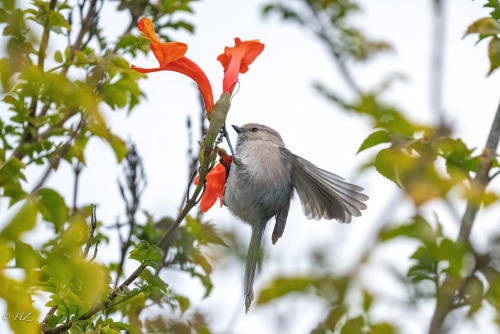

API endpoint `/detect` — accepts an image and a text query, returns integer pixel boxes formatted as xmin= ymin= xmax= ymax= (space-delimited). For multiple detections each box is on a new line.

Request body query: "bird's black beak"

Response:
xmin=232 ymin=125 xmax=243 ymax=134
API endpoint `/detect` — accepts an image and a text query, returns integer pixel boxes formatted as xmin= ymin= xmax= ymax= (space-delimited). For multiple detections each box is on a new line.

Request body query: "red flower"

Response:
xmin=131 ymin=19 xmax=264 ymax=212
xmin=131 ymin=18 xmax=215 ymax=114
xmin=219 ymin=149 xmax=232 ymax=168
xmin=217 ymin=38 xmax=265 ymax=95
xmin=195 ymin=163 xmax=227 ymax=212
xmin=194 ymin=149 xmax=233 ymax=212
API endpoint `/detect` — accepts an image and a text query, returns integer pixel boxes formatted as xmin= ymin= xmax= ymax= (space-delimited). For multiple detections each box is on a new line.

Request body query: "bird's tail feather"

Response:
xmin=244 ymin=224 xmax=265 ymax=312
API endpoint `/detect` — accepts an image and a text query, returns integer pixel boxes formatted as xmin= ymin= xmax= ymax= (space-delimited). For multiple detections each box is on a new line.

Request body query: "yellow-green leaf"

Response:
xmin=37 ymin=188 xmax=68 ymax=231
xmin=357 ymin=130 xmax=391 ymax=154
xmin=466 ymin=17 xmax=500 ymax=36
xmin=108 ymin=134 xmax=127 ymax=162
xmin=257 ymin=277 xmax=312 ymax=304
xmin=489 ymin=37 xmax=500 ymax=75
xmin=0 ymin=198 xmax=37 ymax=240
xmin=374 ymin=148 xmax=401 ymax=187
xmin=54 ymin=50 xmax=63 ymax=63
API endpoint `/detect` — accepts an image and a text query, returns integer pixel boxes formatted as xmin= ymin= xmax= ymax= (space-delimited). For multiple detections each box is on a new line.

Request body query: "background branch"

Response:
xmin=431 ymin=0 xmax=447 ymax=129
xmin=429 ymin=98 xmax=500 ymax=334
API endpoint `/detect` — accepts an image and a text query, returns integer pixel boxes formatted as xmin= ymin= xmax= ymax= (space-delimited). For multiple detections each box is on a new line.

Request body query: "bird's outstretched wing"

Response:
xmin=289 ymin=152 xmax=368 ymax=223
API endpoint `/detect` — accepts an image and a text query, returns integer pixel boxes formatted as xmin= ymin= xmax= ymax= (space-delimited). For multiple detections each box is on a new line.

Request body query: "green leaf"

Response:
xmin=362 ymin=290 xmax=373 ymax=312
xmin=191 ymin=249 xmax=212 ymax=274
xmin=48 ymin=11 xmax=70 ymax=33
xmin=54 ymin=50 xmax=63 ymax=63
xmin=357 ymin=130 xmax=391 ymax=153
xmin=0 ymin=157 xmax=25 ymax=183
xmin=463 ymin=275 xmax=484 ymax=314
xmin=466 ymin=17 xmax=500 ymax=36
xmin=0 ymin=157 xmax=26 ymax=202
xmin=380 ymin=216 xmax=436 ymax=246
xmin=315 ymin=307 xmax=345 ymax=332
xmin=149 ymin=275 xmax=168 ymax=293
xmin=340 ymin=316 xmax=364 ymax=334
xmin=186 ymin=215 xmax=227 ymax=247
xmin=173 ymin=294 xmax=190 ymax=313
xmin=408 ymin=245 xmax=439 ymax=282
xmin=483 ymin=267 xmax=500 ymax=310
xmin=108 ymin=134 xmax=127 ymax=162
xmin=145 ymin=245 xmax=163 ymax=271
xmin=257 ymin=277 xmax=313 ymax=304
xmin=15 ymin=240 xmax=42 ymax=270
xmin=437 ymin=238 xmax=466 ymax=278
xmin=129 ymin=241 xmax=149 ymax=263
xmin=485 ymin=0 xmax=500 ymax=20
xmin=45 ymin=314 xmax=59 ymax=329
xmin=488 ymin=37 xmax=500 ymax=75
xmin=129 ymin=241 xmax=163 ymax=271
xmin=0 ymin=198 xmax=37 ymax=240
xmin=482 ymin=192 xmax=499 ymax=207
xmin=37 ymin=188 xmax=68 ymax=231
xmin=371 ymin=323 xmax=397 ymax=334
xmin=113 ymin=322 xmax=140 ymax=334
xmin=374 ymin=148 xmax=401 ymax=187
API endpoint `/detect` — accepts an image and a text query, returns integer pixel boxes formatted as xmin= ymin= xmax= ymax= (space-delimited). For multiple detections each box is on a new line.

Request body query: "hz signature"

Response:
xmin=1 ymin=313 xmax=33 ymax=322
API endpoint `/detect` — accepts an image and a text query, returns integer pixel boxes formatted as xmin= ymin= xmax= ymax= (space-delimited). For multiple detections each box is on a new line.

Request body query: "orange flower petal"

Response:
xmin=130 ymin=64 xmax=161 ymax=73
xmin=217 ymin=38 xmax=264 ymax=95
xmin=198 ymin=163 xmax=227 ymax=212
xmin=218 ymin=149 xmax=233 ymax=167
xmin=165 ymin=57 xmax=214 ymax=114
xmin=131 ymin=18 xmax=214 ymax=115
xmin=150 ymin=41 xmax=188 ymax=68
xmin=138 ymin=17 xmax=161 ymax=43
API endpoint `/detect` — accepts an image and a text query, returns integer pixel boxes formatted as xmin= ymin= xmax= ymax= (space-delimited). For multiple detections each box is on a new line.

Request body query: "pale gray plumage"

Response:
xmin=222 ymin=123 xmax=368 ymax=312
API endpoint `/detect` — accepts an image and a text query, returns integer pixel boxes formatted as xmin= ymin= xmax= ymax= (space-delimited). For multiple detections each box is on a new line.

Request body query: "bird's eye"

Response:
xmin=252 ymin=127 xmax=258 ymax=132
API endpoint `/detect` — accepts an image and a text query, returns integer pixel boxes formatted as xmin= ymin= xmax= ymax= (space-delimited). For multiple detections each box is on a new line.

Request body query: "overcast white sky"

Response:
xmin=2 ymin=0 xmax=500 ymax=333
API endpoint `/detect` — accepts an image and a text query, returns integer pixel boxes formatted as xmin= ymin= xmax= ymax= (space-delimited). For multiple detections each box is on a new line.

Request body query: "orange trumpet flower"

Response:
xmin=195 ymin=163 xmax=227 ymax=212
xmin=131 ymin=18 xmax=215 ymax=114
xmin=132 ymin=18 xmax=264 ymax=212
xmin=217 ymin=38 xmax=265 ymax=95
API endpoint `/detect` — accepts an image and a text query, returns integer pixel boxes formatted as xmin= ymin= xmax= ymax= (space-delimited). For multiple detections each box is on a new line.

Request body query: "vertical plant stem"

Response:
xmin=72 ymin=162 xmax=82 ymax=214
xmin=83 ymin=204 xmax=97 ymax=258
xmin=431 ymin=0 xmax=446 ymax=128
xmin=428 ymin=98 xmax=500 ymax=334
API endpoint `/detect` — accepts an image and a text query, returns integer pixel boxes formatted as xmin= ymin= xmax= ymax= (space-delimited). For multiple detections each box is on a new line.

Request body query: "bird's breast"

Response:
xmin=223 ymin=141 xmax=293 ymax=224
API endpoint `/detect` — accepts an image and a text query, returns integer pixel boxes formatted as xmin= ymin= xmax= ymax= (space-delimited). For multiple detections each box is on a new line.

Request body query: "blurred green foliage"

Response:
xmin=257 ymin=0 xmax=500 ymax=333
xmin=0 ymin=0 xmax=228 ymax=333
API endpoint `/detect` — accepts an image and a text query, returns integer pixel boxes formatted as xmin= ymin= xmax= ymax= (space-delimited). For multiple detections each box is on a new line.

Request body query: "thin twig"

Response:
xmin=31 ymin=118 xmax=85 ymax=194
xmin=305 ymin=1 xmax=361 ymax=95
xmin=114 ymin=144 xmax=146 ymax=289
xmin=28 ymin=0 xmax=58 ymax=117
xmin=89 ymin=238 xmax=99 ymax=263
xmin=39 ymin=305 xmax=58 ymax=331
xmin=83 ymin=204 xmax=97 ymax=258
xmin=459 ymin=100 xmax=500 ymax=240
xmin=489 ymin=169 xmax=500 ymax=181
xmin=64 ymin=0 xmax=98 ymax=75
xmin=72 ymin=162 xmax=83 ymax=214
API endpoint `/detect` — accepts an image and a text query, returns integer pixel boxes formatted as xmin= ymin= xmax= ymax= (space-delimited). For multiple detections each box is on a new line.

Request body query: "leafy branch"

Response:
xmin=428 ymin=98 xmax=500 ymax=334
xmin=42 ymin=93 xmax=231 ymax=334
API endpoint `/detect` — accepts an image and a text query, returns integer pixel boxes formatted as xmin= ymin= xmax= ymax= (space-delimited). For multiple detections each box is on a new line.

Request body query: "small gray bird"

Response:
xmin=223 ymin=123 xmax=368 ymax=312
